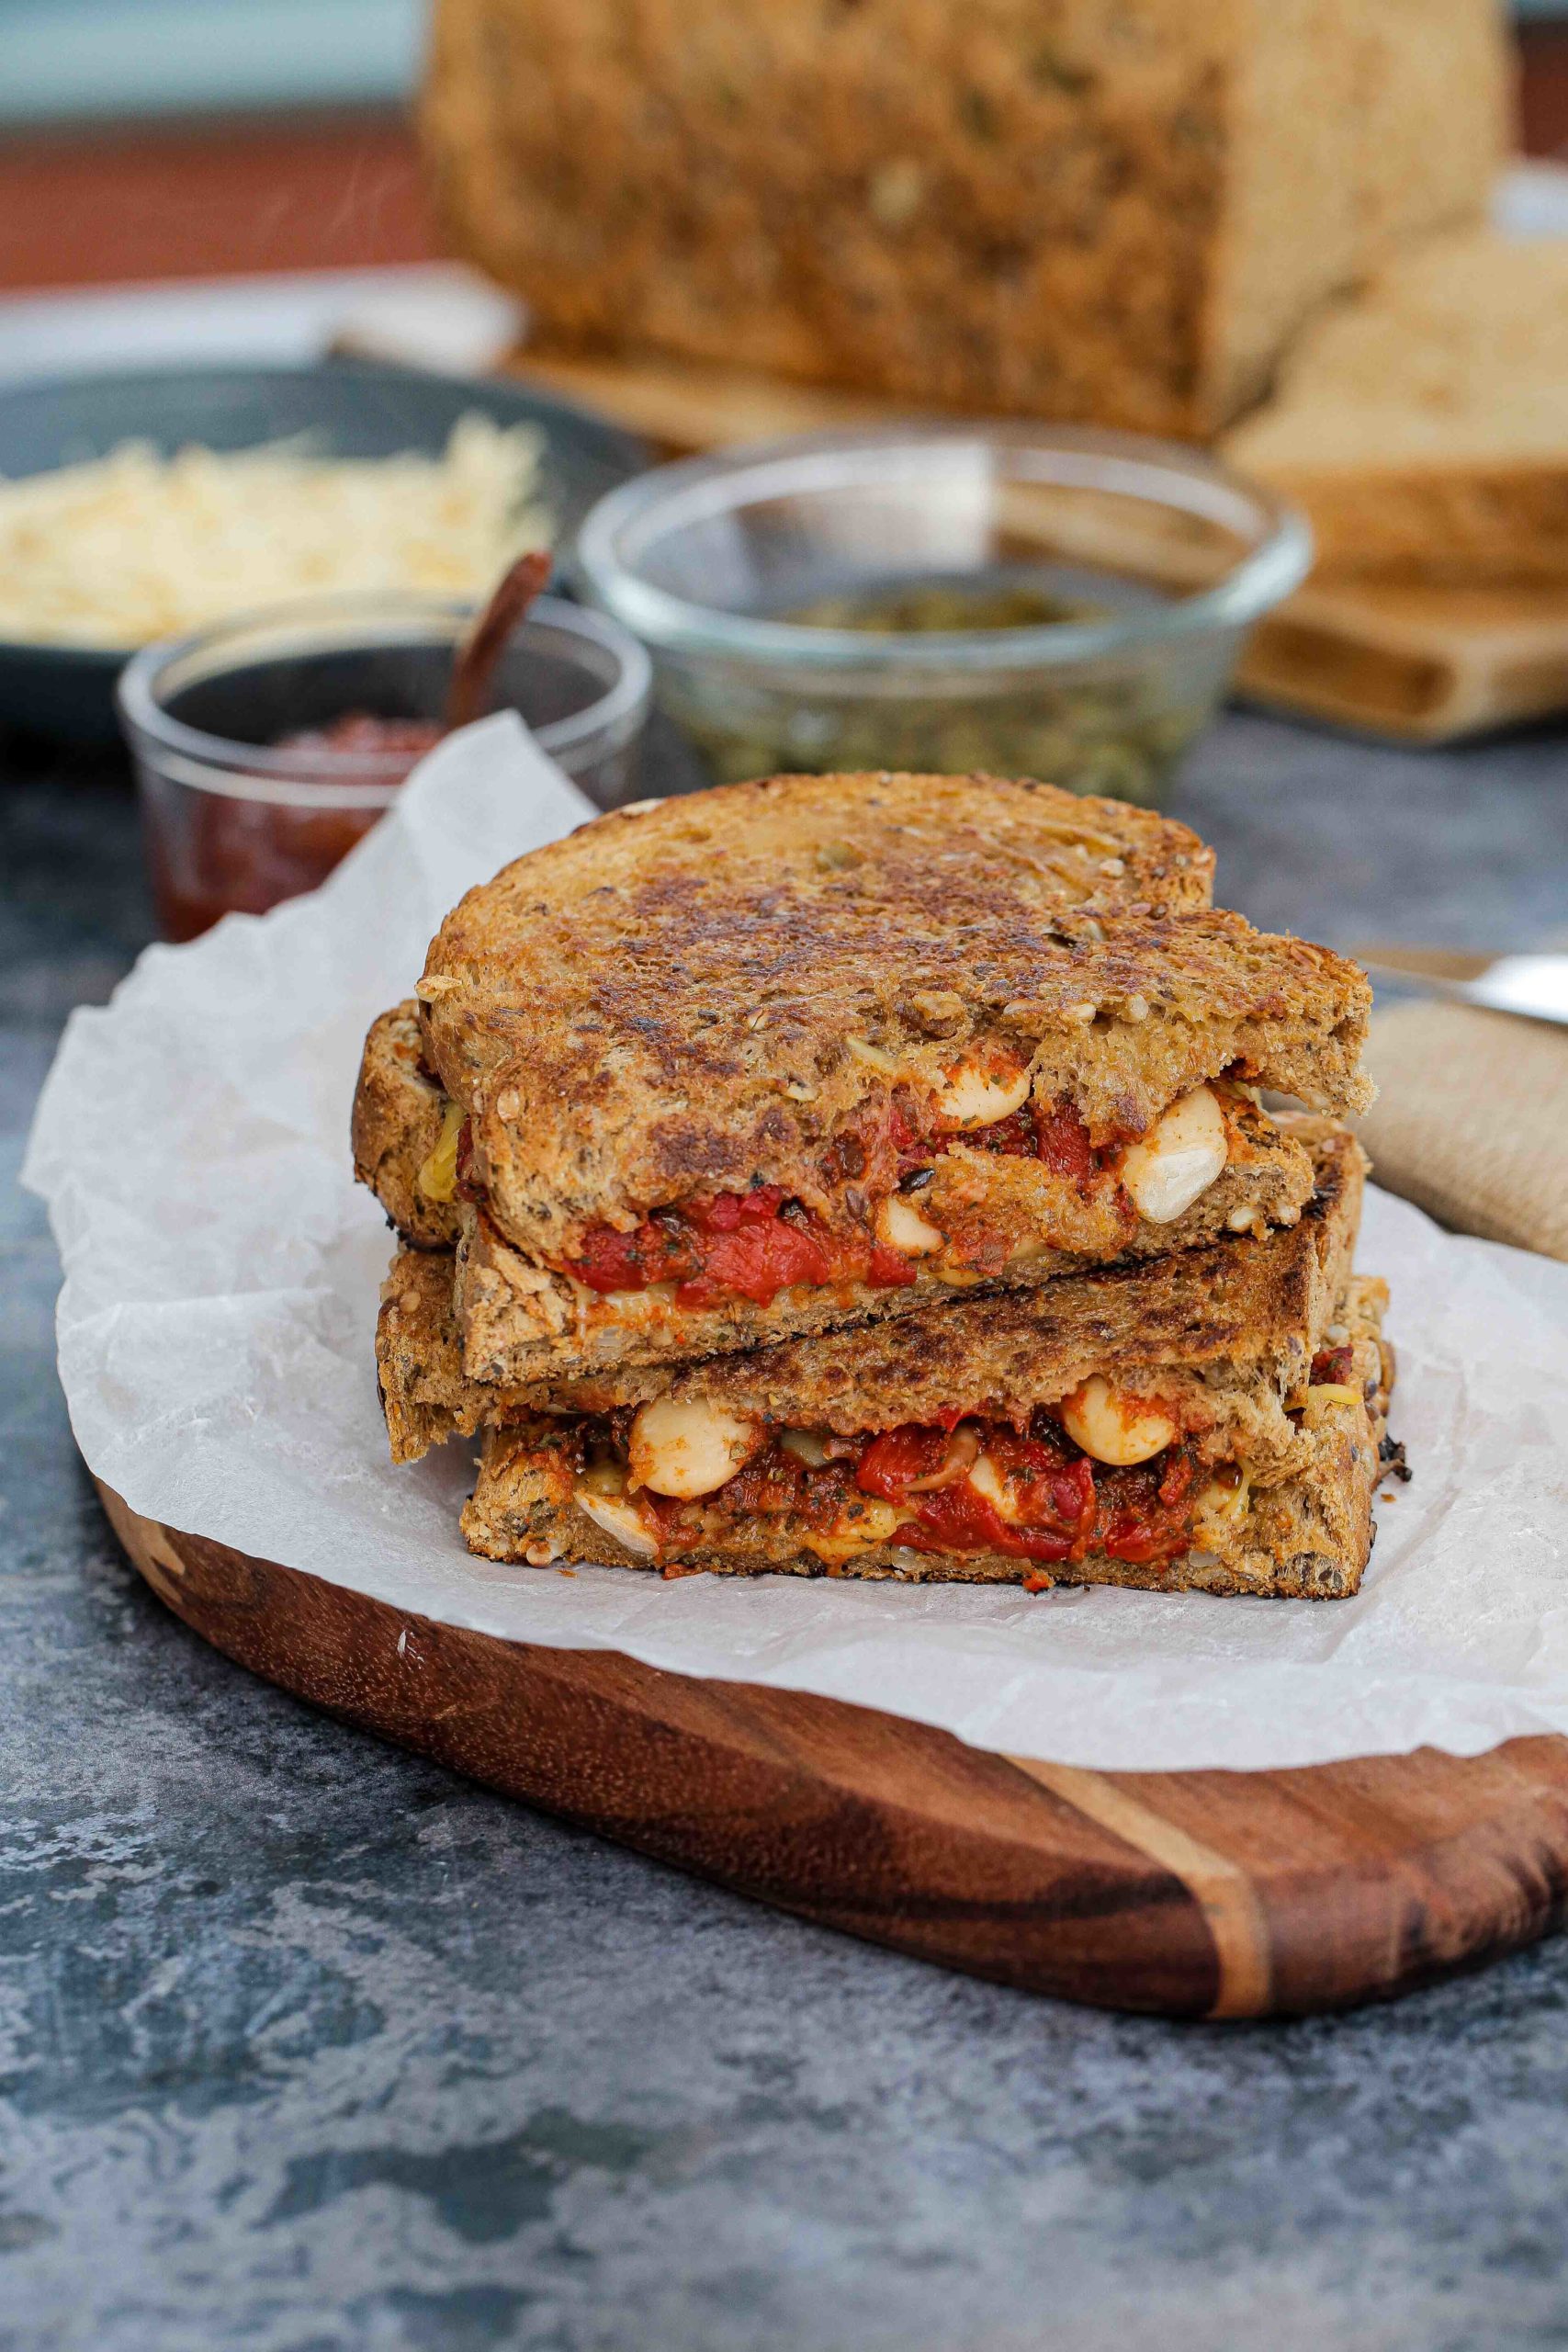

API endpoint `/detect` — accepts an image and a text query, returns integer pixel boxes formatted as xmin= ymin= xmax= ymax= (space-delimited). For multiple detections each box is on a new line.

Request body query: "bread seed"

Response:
xmin=867 ymin=158 xmax=925 ymax=227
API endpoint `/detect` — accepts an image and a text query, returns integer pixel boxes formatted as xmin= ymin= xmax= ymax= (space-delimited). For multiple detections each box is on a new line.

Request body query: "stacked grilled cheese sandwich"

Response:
xmin=355 ymin=771 xmax=1393 ymax=1599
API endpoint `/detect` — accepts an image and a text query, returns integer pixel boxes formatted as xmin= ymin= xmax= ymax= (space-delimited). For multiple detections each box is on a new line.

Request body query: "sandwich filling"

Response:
xmin=566 ymin=1400 xmax=1201 ymax=1573
xmin=373 ymin=1115 xmax=1393 ymax=1602
xmin=430 ymin=1058 xmax=1255 ymax=1311
xmin=378 ymin=1119 xmax=1366 ymax=1469
xmin=566 ymin=1073 xmax=1230 ymax=1305
xmin=487 ymin=1328 xmax=1382 ymax=1578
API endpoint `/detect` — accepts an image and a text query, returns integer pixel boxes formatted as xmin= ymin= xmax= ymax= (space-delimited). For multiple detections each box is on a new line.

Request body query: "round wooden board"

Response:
xmin=99 ymin=1482 xmax=1568 ymax=2020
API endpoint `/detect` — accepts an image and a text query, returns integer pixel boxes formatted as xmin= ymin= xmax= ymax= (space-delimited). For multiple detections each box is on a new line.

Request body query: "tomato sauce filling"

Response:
xmin=594 ymin=1408 xmax=1199 ymax=1570
xmin=570 ymin=1184 xmax=918 ymax=1306
xmin=563 ymin=1089 xmax=1121 ymax=1308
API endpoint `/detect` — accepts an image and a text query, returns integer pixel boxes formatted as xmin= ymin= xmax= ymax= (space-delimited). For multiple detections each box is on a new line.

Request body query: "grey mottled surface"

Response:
xmin=4 ymin=709 xmax=1568 ymax=2352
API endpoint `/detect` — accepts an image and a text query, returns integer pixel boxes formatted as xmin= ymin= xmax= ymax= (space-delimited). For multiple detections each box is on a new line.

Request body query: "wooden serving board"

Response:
xmin=511 ymin=345 xmax=1568 ymax=745
xmin=101 ymin=1482 xmax=1568 ymax=2019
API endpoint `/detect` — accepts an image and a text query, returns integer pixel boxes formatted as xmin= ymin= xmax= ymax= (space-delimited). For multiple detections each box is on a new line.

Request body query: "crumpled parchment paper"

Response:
xmin=24 ymin=716 xmax=1568 ymax=1772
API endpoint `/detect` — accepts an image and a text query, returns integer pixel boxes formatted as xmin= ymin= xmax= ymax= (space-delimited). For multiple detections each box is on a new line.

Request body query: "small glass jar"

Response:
xmin=572 ymin=423 xmax=1310 ymax=806
xmin=117 ymin=591 xmax=651 ymax=940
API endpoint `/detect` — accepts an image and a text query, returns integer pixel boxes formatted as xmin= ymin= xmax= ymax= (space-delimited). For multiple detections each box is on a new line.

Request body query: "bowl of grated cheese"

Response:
xmin=0 ymin=357 xmax=646 ymax=743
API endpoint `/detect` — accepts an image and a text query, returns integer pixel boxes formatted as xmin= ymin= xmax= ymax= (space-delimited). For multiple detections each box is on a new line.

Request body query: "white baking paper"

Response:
xmin=23 ymin=715 xmax=1568 ymax=1772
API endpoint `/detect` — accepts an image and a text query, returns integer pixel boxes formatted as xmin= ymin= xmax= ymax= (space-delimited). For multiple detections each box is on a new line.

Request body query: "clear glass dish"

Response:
xmin=116 ymin=591 xmax=651 ymax=940
xmin=571 ymin=424 xmax=1310 ymax=805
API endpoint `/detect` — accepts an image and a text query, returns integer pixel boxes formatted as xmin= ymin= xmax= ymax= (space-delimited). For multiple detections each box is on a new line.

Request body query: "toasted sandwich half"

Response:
xmin=378 ymin=1125 xmax=1393 ymax=1600
xmin=354 ymin=772 xmax=1372 ymax=1386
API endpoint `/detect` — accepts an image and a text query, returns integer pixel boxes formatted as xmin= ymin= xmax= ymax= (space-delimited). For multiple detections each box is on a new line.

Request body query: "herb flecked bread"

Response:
xmin=357 ymin=999 xmax=1325 ymax=1384
xmin=353 ymin=766 xmax=1215 ymax=1256
xmin=446 ymin=1106 xmax=1315 ymax=1388
xmin=421 ymin=0 xmax=1506 ymax=435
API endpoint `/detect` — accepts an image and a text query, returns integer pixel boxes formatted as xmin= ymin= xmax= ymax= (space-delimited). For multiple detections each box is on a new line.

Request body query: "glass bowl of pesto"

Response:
xmin=570 ymin=422 xmax=1310 ymax=806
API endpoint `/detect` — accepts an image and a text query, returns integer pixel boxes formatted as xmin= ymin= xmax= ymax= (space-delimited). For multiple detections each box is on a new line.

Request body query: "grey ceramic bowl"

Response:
xmin=0 ymin=357 xmax=647 ymax=745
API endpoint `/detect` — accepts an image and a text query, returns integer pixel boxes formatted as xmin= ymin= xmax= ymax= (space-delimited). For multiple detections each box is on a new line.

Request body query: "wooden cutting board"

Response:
xmin=512 ymin=345 xmax=1568 ymax=745
xmin=100 ymin=1482 xmax=1568 ymax=2020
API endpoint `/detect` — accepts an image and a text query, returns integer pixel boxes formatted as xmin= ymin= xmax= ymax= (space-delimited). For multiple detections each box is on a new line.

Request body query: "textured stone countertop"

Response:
xmin=6 ymin=712 xmax=1568 ymax=2352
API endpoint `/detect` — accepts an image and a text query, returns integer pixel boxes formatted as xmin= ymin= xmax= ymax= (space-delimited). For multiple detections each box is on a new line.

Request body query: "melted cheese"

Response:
xmin=931 ymin=1057 xmax=1032 ymax=1127
xmin=967 ymin=1453 xmax=1018 ymax=1521
xmin=575 ymin=1491 xmax=660 ymax=1558
xmin=874 ymin=1193 xmax=944 ymax=1255
xmin=414 ymin=1099 xmax=464 ymax=1204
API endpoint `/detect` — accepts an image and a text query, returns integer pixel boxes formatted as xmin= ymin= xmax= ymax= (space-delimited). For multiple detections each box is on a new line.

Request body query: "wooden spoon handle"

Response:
xmin=445 ymin=547 xmax=552 ymax=733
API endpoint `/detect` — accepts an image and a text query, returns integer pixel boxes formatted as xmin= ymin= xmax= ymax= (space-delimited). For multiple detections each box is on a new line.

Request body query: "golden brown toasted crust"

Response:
xmin=352 ymin=1005 xmax=461 ymax=1250
xmin=458 ymin=1278 xmax=1393 ymax=1599
xmin=378 ymin=1122 xmax=1362 ymax=1463
xmin=406 ymin=772 xmax=1367 ymax=1270
xmin=1223 ymin=232 xmax=1568 ymax=584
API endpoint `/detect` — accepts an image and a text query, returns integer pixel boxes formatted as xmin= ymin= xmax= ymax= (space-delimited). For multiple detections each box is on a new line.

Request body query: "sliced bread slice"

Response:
xmin=1225 ymin=230 xmax=1568 ymax=583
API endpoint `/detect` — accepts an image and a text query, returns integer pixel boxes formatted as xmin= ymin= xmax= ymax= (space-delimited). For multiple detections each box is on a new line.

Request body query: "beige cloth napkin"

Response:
xmin=1358 ymin=1001 xmax=1568 ymax=1262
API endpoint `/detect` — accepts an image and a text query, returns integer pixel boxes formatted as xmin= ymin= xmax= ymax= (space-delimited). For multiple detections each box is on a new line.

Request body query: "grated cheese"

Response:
xmin=0 ymin=414 xmax=548 ymax=648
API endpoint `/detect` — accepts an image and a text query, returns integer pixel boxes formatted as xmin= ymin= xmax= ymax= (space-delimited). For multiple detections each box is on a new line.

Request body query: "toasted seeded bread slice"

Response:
xmin=352 ymin=1003 xmax=458 ymax=1250
xmin=378 ymin=1122 xmax=1362 ymax=1464
xmin=1224 ymin=231 xmax=1568 ymax=584
xmin=410 ymin=775 xmax=1366 ymax=1272
xmin=460 ymin=1279 xmax=1393 ymax=1600
xmin=354 ymin=767 xmax=1212 ymax=1256
xmin=423 ymin=0 xmax=1504 ymax=436
xmin=357 ymin=998 xmax=1324 ymax=1386
xmin=450 ymin=1097 xmax=1315 ymax=1386
xmin=365 ymin=1063 xmax=1318 ymax=1388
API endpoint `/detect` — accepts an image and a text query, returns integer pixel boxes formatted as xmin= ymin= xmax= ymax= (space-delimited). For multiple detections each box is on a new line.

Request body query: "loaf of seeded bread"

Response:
xmin=1225 ymin=228 xmax=1568 ymax=582
xmin=421 ymin=0 xmax=1506 ymax=436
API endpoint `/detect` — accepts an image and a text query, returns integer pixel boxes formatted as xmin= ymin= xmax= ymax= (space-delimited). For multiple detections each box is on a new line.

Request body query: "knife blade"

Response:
xmin=1354 ymin=945 xmax=1568 ymax=1029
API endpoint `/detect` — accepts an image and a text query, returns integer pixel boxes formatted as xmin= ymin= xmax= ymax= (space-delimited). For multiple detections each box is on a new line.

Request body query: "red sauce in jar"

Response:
xmin=278 ymin=716 xmax=444 ymax=761
xmin=148 ymin=551 xmax=551 ymax=942
xmin=147 ymin=713 xmax=443 ymax=944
